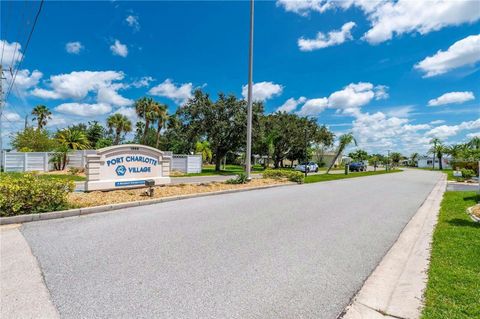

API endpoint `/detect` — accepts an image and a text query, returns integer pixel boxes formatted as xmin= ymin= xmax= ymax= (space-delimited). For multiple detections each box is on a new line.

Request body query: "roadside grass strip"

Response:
xmin=421 ymin=191 xmax=480 ymax=319
xmin=304 ymin=169 xmax=401 ymax=183
xmin=172 ymin=164 xmax=266 ymax=177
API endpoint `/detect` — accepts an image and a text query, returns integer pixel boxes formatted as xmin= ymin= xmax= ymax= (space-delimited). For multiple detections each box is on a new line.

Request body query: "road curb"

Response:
xmin=341 ymin=174 xmax=447 ymax=319
xmin=0 ymin=182 xmax=295 ymax=225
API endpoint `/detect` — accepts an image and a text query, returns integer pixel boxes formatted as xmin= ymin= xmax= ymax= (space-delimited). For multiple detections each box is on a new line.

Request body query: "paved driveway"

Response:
xmin=22 ymin=170 xmax=442 ymax=319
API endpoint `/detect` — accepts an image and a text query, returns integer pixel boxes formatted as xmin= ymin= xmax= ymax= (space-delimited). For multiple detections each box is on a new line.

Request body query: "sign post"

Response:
xmin=85 ymin=144 xmax=171 ymax=191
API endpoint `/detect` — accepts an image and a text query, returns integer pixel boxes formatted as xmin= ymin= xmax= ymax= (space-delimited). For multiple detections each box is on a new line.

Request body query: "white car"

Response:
xmin=294 ymin=162 xmax=319 ymax=173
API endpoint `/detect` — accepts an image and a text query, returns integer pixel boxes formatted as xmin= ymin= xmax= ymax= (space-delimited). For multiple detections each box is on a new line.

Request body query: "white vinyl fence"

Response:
xmin=1 ymin=150 xmax=202 ymax=174
xmin=1 ymin=151 xmax=53 ymax=172
xmin=171 ymin=154 xmax=202 ymax=174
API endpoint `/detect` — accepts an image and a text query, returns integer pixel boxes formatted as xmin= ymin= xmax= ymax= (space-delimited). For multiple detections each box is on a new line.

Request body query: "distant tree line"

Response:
xmin=11 ymin=90 xmax=346 ymax=171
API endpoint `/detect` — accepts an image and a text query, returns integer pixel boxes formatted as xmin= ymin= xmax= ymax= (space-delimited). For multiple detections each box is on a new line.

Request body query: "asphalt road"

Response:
xmin=22 ymin=169 xmax=442 ymax=319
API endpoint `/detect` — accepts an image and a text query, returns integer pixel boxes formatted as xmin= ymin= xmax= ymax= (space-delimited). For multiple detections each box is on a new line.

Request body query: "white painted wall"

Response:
xmin=417 ymin=157 xmax=452 ymax=169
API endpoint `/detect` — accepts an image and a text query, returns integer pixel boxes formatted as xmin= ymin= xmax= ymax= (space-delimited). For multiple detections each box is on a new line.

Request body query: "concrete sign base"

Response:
xmin=85 ymin=144 xmax=171 ymax=191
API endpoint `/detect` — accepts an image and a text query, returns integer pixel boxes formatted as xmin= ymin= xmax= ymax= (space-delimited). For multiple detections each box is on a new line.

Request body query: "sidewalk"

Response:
xmin=0 ymin=225 xmax=60 ymax=318
xmin=342 ymin=174 xmax=446 ymax=319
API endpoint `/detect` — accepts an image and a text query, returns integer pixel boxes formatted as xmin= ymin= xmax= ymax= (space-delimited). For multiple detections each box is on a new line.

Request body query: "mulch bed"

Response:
xmin=68 ymin=178 xmax=288 ymax=208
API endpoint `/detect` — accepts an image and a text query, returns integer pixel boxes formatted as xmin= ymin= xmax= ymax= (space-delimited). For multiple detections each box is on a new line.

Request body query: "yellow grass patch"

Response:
xmin=68 ymin=178 xmax=289 ymax=208
xmin=471 ymin=205 xmax=480 ymax=218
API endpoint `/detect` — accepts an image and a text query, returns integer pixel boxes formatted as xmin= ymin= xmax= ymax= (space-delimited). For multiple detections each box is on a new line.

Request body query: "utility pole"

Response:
xmin=387 ymin=149 xmax=390 ymax=171
xmin=24 ymin=115 xmax=28 ymax=129
xmin=304 ymin=127 xmax=308 ymax=178
xmin=245 ymin=0 xmax=254 ymax=180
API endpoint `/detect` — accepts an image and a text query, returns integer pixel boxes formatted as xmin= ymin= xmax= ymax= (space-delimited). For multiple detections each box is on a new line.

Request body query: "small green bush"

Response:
xmin=226 ymin=172 xmax=249 ymax=184
xmin=0 ymin=173 xmax=74 ymax=217
xmin=460 ymin=169 xmax=475 ymax=180
xmin=263 ymin=169 xmax=304 ymax=184
xmin=68 ymin=167 xmax=81 ymax=176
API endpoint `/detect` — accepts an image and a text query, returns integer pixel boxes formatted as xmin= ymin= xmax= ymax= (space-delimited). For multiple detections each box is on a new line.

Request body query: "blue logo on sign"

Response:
xmin=115 ymin=165 xmax=127 ymax=176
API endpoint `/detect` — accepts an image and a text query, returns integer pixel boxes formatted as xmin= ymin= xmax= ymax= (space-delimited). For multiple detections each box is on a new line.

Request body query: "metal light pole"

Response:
xmin=245 ymin=0 xmax=254 ymax=180
xmin=387 ymin=149 xmax=390 ymax=171
xmin=304 ymin=127 xmax=308 ymax=178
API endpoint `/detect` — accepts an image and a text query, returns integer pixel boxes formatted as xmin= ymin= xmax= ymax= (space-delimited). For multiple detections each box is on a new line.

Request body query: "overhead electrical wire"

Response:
xmin=4 ymin=0 xmax=44 ymax=103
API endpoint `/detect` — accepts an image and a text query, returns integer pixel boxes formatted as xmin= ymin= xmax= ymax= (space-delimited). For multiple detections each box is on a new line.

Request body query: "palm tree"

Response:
xmin=107 ymin=113 xmax=132 ymax=145
xmin=390 ymin=152 xmax=402 ymax=167
xmin=31 ymin=105 xmax=52 ymax=130
xmin=468 ymin=136 xmax=480 ymax=150
xmin=152 ymin=103 xmax=169 ymax=148
xmin=410 ymin=152 xmax=419 ymax=167
xmin=195 ymin=141 xmax=212 ymax=163
xmin=134 ymin=97 xmax=157 ymax=144
xmin=429 ymin=138 xmax=446 ymax=170
xmin=326 ymin=133 xmax=357 ymax=174
xmin=56 ymin=128 xmax=90 ymax=150
xmin=429 ymin=138 xmax=441 ymax=170
xmin=370 ymin=155 xmax=379 ymax=171
xmin=53 ymin=128 xmax=90 ymax=170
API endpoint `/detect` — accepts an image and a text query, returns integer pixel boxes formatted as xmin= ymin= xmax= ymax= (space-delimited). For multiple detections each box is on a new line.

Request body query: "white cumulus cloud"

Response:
xmin=428 ymin=91 xmax=475 ymax=106
xmin=0 ymin=40 xmax=23 ymax=67
xmin=297 ymin=98 xmax=328 ymax=116
xmin=65 ymin=41 xmax=84 ymax=54
xmin=149 ymin=79 xmax=193 ymax=105
xmin=415 ymin=34 xmax=480 ymax=77
xmin=3 ymin=111 xmax=22 ymax=122
xmin=277 ymin=0 xmax=480 ymax=44
xmin=126 ymin=15 xmax=140 ymax=31
xmin=31 ymin=70 xmax=126 ymax=100
xmin=360 ymin=0 xmax=480 ymax=44
xmin=55 ymin=102 xmax=112 ymax=117
xmin=242 ymin=81 xmax=283 ymax=102
xmin=298 ymin=22 xmax=356 ymax=51
xmin=2 ymin=69 xmax=42 ymax=97
xmin=110 ymin=39 xmax=128 ymax=57
xmin=295 ymin=82 xmax=388 ymax=117
xmin=276 ymin=0 xmax=332 ymax=16
xmin=276 ymin=97 xmax=307 ymax=113
xmin=426 ymin=119 xmax=480 ymax=139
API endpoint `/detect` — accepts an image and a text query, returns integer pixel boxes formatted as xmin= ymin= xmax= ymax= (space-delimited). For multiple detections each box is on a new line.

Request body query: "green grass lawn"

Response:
xmin=304 ymin=169 xmax=401 ymax=183
xmin=0 ymin=172 xmax=86 ymax=182
xmin=173 ymin=164 xmax=266 ymax=177
xmin=421 ymin=191 xmax=480 ymax=319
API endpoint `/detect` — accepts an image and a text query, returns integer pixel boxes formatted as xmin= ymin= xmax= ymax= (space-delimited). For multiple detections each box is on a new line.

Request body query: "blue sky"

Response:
xmin=1 ymin=0 xmax=479 ymax=154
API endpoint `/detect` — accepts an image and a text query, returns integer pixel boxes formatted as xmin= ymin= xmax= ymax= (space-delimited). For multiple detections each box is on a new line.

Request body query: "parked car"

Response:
xmin=294 ymin=162 xmax=319 ymax=173
xmin=349 ymin=162 xmax=367 ymax=172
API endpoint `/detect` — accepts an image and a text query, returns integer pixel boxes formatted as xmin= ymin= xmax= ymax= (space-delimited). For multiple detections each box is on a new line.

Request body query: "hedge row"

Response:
xmin=262 ymin=169 xmax=304 ymax=183
xmin=0 ymin=173 xmax=74 ymax=217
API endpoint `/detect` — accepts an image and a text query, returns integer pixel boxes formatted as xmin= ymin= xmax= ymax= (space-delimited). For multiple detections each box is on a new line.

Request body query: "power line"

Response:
xmin=4 ymin=0 xmax=44 ymax=103
xmin=9 ymin=1 xmax=29 ymax=73
xmin=0 ymin=0 xmax=13 ymax=65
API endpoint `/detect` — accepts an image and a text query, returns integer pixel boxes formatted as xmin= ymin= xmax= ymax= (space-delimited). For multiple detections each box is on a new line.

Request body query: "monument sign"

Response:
xmin=85 ymin=144 xmax=171 ymax=191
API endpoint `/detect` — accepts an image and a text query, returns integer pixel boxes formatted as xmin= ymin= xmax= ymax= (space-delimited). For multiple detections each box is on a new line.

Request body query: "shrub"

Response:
xmin=461 ymin=169 xmax=475 ymax=180
xmin=452 ymin=161 xmax=479 ymax=176
xmin=226 ymin=172 xmax=249 ymax=184
xmin=68 ymin=167 xmax=81 ymax=176
xmin=263 ymin=169 xmax=304 ymax=184
xmin=0 ymin=173 xmax=74 ymax=217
